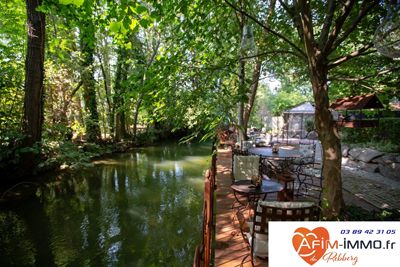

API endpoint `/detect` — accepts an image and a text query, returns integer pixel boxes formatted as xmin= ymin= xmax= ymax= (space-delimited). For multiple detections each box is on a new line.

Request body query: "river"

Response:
xmin=0 ymin=142 xmax=211 ymax=266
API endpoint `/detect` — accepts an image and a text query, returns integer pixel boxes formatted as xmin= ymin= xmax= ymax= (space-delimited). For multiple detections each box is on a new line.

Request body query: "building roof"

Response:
xmin=284 ymin=102 xmax=315 ymax=114
xmin=330 ymin=94 xmax=384 ymax=110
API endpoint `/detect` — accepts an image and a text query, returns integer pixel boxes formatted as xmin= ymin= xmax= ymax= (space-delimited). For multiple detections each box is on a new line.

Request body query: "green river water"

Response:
xmin=0 ymin=142 xmax=211 ymax=267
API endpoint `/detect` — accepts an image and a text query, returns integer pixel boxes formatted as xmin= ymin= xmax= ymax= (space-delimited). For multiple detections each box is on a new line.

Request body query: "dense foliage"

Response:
xmin=342 ymin=117 xmax=400 ymax=152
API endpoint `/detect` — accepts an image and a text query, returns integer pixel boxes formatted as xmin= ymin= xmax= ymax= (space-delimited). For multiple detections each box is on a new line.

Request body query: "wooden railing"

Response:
xmin=193 ymin=143 xmax=217 ymax=267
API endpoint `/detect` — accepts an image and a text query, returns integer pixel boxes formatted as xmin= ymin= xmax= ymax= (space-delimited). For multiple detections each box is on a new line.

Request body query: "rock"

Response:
xmin=348 ymin=148 xmax=363 ymax=160
xmin=343 ymin=158 xmax=360 ymax=168
xmin=357 ymin=148 xmax=384 ymax=163
xmin=342 ymin=145 xmax=350 ymax=157
xmin=343 ymin=159 xmax=379 ymax=173
xmin=373 ymin=154 xmax=398 ymax=164
xmin=358 ymin=162 xmax=379 ymax=173
xmin=379 ymin=162 xmax=400 ymax=181
xmin=396 ymin=156 xmax=400 ymax=163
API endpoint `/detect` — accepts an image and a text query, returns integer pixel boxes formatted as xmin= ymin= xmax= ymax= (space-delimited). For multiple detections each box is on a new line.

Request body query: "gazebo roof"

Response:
xmin=330 ymin=94 xmax=384 ymax=110
xmin=284 ymin=102 xmax=315 ymax=114
xmin=389 ymin=101 xmax=400 ymax=111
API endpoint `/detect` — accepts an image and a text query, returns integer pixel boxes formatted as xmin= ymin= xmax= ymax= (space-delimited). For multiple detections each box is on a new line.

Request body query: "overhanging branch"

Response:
xmin=330 ymin=66 xmax=400 ymax=82
xmin=322 ymin=0 xmax=355 ymax=57
xmin=240 ymin=49 xmax=301 ymax=60
xmin=70 ymin=80 xmax=83 ymax=98
xmin=223 ymin=0 xmax=307 ymax=60
xmin=319 ymin=0 xmax=336 ymax=49
xmin=331 ymin=0 xmax=379 ymax=52
xmin=328 ymin=43 xmax=375 ymax=69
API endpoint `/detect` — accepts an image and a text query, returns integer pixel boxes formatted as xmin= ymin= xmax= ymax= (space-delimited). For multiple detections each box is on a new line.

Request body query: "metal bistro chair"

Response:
xmin=295 ymin=160 xmax=323 ymax=202
xmin=231 ymin=154 xmax=262 ymax=211
xmin=232 ymin=154 xmax=261 ymax=182
xmin=238 ymin=200 xmax=320 ymax=266
xmin=293 ymin=142 xmax=316 ymax=167
xmin=231 ymin=148 xmax=250 ymax=181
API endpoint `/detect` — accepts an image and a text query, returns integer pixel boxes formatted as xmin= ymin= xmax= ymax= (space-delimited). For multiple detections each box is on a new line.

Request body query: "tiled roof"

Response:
xmin=330 ymin=94 xmax=384 ymax=110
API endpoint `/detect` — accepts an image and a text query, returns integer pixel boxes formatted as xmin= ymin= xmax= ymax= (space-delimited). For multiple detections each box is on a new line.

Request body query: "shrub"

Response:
xmin=341 ymin=117 xmax=400 ymax=152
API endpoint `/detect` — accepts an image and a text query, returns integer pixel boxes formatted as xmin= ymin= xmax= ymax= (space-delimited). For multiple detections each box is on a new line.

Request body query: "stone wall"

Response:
xmin=342 ymin=145 xmax=400 ymax=182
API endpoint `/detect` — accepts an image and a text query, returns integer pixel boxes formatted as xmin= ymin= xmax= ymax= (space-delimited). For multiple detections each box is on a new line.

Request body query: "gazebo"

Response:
xmin=330 ymin=94 xmax=384 ymax=128
xmin=283 ymin=102 xmax=315 ymax=139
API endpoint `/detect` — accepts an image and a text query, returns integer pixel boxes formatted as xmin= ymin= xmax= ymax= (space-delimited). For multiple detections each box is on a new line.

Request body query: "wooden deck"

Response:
xmin=214 ymin=148 xmax=268 ymax=267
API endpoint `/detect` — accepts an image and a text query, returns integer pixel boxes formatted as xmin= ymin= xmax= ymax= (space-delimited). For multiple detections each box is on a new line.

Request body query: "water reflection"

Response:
xmin=0 ymin=143 xmax=210 ymax=266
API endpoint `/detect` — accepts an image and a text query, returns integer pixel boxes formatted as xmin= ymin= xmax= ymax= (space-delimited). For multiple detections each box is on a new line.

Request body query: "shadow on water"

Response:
xmin=0 ymin=142 xmax=211 ymax=267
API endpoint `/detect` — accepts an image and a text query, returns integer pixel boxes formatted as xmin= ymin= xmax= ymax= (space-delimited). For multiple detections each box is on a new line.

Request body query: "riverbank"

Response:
xmin=0 ymin=140 xmax=144 ymax=202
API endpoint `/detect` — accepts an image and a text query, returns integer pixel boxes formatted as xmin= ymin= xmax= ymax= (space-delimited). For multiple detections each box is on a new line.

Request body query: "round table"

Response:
xmin=248 ymin=147 xmax=299 ymax=201
xmin=231 ymin=179 xmax=284 ymax=208
xmin=248 ymin=147 xmax=301 ymax=160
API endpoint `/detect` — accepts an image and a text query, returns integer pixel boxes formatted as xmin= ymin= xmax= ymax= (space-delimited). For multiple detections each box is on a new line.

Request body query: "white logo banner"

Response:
xmin=269 ymin=221 xmax=400 ymax=266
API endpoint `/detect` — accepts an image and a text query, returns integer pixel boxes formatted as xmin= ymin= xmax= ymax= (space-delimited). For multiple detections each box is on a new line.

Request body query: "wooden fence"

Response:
xmin=193 ymin=143 xmax=217 ymax=267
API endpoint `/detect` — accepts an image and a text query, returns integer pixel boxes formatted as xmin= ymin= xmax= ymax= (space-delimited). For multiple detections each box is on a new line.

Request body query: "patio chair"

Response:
xmin=295 ymin=161 xmax=323 ymax=202
xmin=294 ymin=143 xmax=316 ymax=166
xmin=231 ymin=154 xmax=263 ymax=216
xmin=232 ymin=155 xmax=261 ymax=182
xmin=239 ymin=200 xmax=320 ymax=266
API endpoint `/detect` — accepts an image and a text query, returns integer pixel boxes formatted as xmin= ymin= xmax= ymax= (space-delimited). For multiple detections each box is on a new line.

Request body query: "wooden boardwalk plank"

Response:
xmin=214 ymin=148 xmax=268 ymax=267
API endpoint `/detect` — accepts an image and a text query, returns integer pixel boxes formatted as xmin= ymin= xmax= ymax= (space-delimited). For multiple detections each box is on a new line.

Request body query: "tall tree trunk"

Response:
xmin=22 ymin=0 xmax=45 ymax=170
xmin=79 ymin=18 xmax=101 ymax=143
xmin=297 ymin=0 xmax=343 ymax=218
xmin=238 ymin=0 xmax=276 ymax=141
xmin=237 ymin=56 xmax=246 ymax=142
xmin=113 ymin=48 xmax=128 ymax=142
xmin=97 ymin=38 xmax=113 ymax=139
xmin=311 ymin=64 xmax=343 ymax=219
xmin=243 ymin=59 xmax=262 ymax=130
xmin=133 ymin=93 xmax=144 ymax=139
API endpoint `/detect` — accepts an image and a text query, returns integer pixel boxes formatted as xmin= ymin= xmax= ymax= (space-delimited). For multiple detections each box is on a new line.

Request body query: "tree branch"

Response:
xmin=331 ymin=0 xmax=379 ymax=52
xmin=297 ymin=0 xmax=315 ymax=61
xmin=70 ymin=80 xmax=83 ymax=98
xmin=322 ymin=0 xmax=355 ymax=57
xmin=319 ymin=0 xmax=336 ymax=49
xmin=328 ymin=43 xmax=375 ymax=69
xmin=330 ymin=66 xmax=400 ymax=82
xmin=278 ymin=0 xmax=305 ymax=47
xmin=223 ymin=0 xmax=307 ymax=59
xmin=240 ymin=49 xmax=302 ymax=60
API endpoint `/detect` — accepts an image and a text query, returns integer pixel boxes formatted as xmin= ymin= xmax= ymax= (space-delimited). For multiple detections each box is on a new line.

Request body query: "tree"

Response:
xmin=79 ymin=2 xmax=101 ymax=142
xmin=242 ymin=0 xmax=277 ymax=137
xmin=113 ymin=46 xmax=129 ymax=141
xmin=225 ymin=0 xmax=385 ymax=218
xmin=22 ymin=0 xmax=46 ymax=169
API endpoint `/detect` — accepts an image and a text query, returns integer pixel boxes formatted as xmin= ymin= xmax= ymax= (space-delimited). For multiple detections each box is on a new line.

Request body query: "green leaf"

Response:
xmin=125 ymin=42 xmax=132 ymax=49
xmin=136 ymin=5 xmax=148 ymax=14
xmin=129 ymin=18 xmax=139 ymax=30
xmin=109 ymin=21 xmax=121 ymax=33
xmin=73 ymin=0 xmax=84 ymax=7
xmin=139 ymin=19 xmax=150 ymax=28
xmin=59 ymin=0 xmax=73 ymax=5
xmin=150 ymin=12 xmax=159 ymax=21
